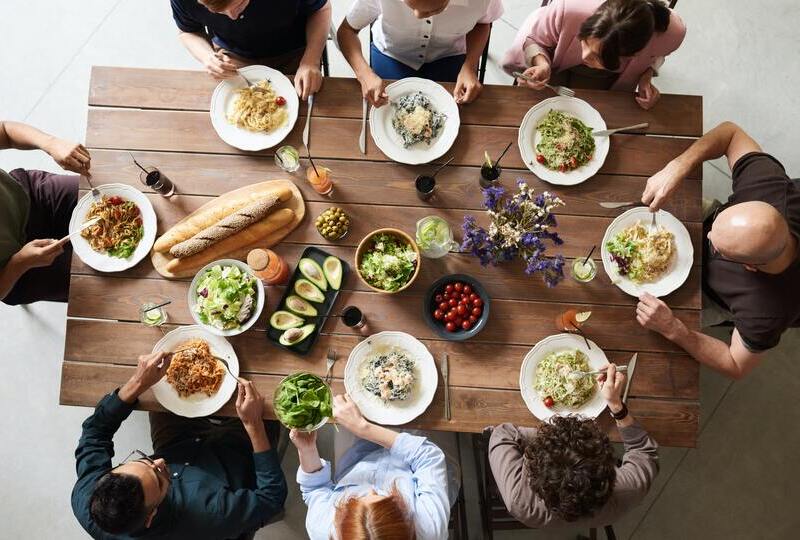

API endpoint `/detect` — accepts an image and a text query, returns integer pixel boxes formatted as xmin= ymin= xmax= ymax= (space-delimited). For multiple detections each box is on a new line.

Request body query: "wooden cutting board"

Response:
xmin=151 ymin=179 xmax=305 ymax=279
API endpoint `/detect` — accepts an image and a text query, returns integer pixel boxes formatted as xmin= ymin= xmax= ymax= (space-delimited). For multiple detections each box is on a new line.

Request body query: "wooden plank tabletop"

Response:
xmin=63 ymin=67 xmax=703 ymax=447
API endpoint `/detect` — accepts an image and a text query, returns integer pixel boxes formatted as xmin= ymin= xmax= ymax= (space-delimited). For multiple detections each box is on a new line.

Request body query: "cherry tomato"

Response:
xmin=469 ymin=315 xmax=478 ymax=323
xmin=460 ymin=298 xmax=469 ymax=306
xmin=275 ymin=96 xmax=286 ymax=106
xmin=473 ymin=298 xmax=483 ymax=308
xmin=438 ymin=302 xmax=448 ymax=311
xmin=454 ymin=317 xmax=463 ymax=326
xmin=443 ymin=292 xmax=450 ymax=300
xmin=445 ymin=284 xmax=454 ymax=293
xmin=445 ymin=322 xmax=456 ymax=332
xmin=433 ymin=309 xmax=444 ymax=320
xmin=447 ymin=298 xmax=457 ymax=308
xmin=472 ymin=307 xmax=482 ymax=317
xmin=559 ymin=164 xmax=567 ymax=172
xmin=435 ymin=294 xmax=443 ymax=303
xmin=461 ymin=320 xmax=472 ymax=330
xmin=543 ymin=396 xmax=555 ymax=408
xmin=536 ymin=154 xmax=546 ymax=164
xmin=454 ymin=282 xmax=464 ymax=292
xmin=469 ymin=293 xmax=477 ymax=301
xmin=463 ymin=285 xmax=472 ymax=295
xmin=570 ymin=156 xmax=578 ymax=169
xmin=444 ymin=311 xmax=453 ymax=322
xmin=457 ymin=305 xmax=467 ymax=316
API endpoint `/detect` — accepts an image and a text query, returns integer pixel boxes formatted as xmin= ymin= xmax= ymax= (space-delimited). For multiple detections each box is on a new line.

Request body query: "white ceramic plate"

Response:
xmin=519 ymin=333 xmax=608 ymax=421
xmin=344 ymin=331 xmax=438 ymax=425
xmin=210 ymin=65 xmax=299 ymax=151
xmin=518 ymin=96 xmax=609 ymax=186
xmin=601 ymin=207 xmax=694 ymax=298
xmin=369 ymin=77 xmax=460 ymax=165
xmin=151 ymin=325 xmax=239 ymax=418
xmin=68 ymin=183 xmax=157 ymax=272
xmin=188 ymin=259 xmax=265 ymax=337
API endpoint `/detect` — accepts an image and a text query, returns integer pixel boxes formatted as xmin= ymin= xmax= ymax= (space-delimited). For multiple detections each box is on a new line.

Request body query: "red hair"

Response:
xmin=333 ymin=485 xmax=416 ymax=540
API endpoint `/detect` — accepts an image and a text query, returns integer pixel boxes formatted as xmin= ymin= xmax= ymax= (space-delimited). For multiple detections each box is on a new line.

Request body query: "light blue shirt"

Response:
xmin=297 ymin=433 xmax=454 ymax=540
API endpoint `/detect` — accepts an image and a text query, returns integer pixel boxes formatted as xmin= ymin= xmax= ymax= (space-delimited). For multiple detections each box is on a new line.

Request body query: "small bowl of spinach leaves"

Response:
xmin=273 ymin=372 xmax=332 ymax=432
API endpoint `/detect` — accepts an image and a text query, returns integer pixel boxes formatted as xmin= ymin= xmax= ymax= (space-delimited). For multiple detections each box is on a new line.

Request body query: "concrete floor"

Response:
xmin=1 ymin=1 xmax=799 ymax=539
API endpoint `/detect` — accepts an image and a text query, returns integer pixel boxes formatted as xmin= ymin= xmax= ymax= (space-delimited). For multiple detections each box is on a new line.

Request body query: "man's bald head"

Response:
xmin=709 ymin=201 xmax=789 ymax=263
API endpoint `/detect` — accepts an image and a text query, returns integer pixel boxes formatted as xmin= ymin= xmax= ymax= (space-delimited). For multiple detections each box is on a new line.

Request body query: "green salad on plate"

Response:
xmin=274 ymin=373 xmax=332 ymax=431
xmin=194 ymin=264 xmax=257 ymax=330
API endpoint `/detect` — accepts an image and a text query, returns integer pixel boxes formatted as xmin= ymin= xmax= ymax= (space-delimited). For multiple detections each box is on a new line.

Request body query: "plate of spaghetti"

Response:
xmin=518 ymin=96 xmax=609 ymax=186
xmin=601 ymin=207 xmax=694 ymax=298
xmin=69 ymin=183 xmax=157 ymax=272
xmin=152 ymin=326 xmax=239 ymax=417
xmin=210 ymin=65 xmax=299 ymax=151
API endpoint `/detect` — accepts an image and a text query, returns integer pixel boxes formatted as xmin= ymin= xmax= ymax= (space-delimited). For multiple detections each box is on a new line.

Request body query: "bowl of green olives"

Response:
xmin=315 ymin=207 xmax=350 ymax=241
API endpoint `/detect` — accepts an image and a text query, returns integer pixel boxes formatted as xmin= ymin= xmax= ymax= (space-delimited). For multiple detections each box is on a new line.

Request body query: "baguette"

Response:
xmin=153 ymin=185 xmax=292 ymax=252
xmin=164 ymin=208 xmax=295 ymax=274
xmin=169 ymin=199 xmax=276 ymax=258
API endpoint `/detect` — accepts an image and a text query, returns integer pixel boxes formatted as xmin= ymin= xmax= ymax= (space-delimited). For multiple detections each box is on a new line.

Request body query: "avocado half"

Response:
xmin=279 ymin=323 xmax=316 ymax=346
xmin=323 ymin=256 xmax=343 ymax=290
xmin=299 ymin=258 xmax=327 ymax=291
xmin=294 ymin=278 xmax=325 ymax=303
xmin=269 ymin=310 xmax=304 ymax=331
xmin=284 ymin=295 xmax=318 ymax=317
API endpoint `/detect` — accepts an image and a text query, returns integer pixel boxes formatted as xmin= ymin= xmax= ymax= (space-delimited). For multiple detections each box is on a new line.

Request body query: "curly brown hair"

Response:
xmin=523 ymin=416 xmax=617 ymax=522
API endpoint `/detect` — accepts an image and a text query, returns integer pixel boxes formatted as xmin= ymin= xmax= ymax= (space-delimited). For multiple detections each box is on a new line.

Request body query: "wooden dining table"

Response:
xmin=61 ymin=66 xmax=703 ymax=447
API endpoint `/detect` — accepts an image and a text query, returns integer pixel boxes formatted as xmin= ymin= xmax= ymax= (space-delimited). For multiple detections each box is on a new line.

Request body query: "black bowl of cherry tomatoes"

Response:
xmin=423 ymin=274 xmax=490 ymax=341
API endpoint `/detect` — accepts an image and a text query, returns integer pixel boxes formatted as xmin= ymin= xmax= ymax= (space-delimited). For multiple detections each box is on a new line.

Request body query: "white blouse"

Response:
xmin=346 ymin=0 xmax=504 ymax=70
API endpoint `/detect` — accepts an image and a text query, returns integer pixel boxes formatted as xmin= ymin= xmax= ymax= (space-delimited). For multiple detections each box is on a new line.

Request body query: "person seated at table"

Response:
xmin=1 ymin=120 xmax=90 ymax=306
xmin=71 ymin=352 xmax=287 ymax=539
xmin=337 ymin=0 xmax=504 ymax=107
xmin=290 ymin=393 xmax=459 ymax=539
xmin=637 ymin=121 xmax=800 ymax=380
xmin=488 ymin=364 xmax=659 ymax=527
xmin=502 ymin=0 xmax=686 ymax=110
xmin=170 ymin=0 xmax=332 ymax=100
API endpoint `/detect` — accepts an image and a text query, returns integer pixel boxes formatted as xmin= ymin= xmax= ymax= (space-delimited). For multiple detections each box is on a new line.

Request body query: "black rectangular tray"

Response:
xmin=266 ymin=246 xmax=349 ymax=355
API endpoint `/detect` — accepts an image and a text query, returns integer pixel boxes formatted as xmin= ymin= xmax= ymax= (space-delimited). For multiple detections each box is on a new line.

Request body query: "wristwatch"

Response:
xmin=610 ymin=403 xmax=629 ymax=421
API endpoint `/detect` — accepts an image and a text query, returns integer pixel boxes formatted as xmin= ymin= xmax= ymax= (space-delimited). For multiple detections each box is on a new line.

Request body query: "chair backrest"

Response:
xmin=541 ymin=1 xmax=678 ymax=9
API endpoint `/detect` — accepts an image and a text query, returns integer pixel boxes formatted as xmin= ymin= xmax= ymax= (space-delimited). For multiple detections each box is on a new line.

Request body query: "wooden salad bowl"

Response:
xmin=355 ymin=228 xmax=421 ymax=294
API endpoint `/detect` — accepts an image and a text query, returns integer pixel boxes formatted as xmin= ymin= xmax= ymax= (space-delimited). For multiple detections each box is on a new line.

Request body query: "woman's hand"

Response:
xmin=333 ymin=393 xmax=368 ymax=433
xmin=45 ymin=137 xmax=91 ymax=176
xmin=290 ymin=428 xmax=318 ymax=452
xmin=517 ymin=63 xmax=551 ymax=90
xmin=295 ymin=62 xmax=323 ymax=101
xmin=358 ymin=70 xmax=388 ymax=108
xmin=454 ymin=65 xmax=482 ymax=104
xmin=635 ymin=72 xmax=661 ymax=110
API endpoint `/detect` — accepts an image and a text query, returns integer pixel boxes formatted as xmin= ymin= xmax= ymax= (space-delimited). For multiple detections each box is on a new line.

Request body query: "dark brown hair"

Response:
xmin=578 ymin=0 xmax=671 ymax=70
xmin=523 ymin=416 xmax=617 ymax=522
xmin=333 ymin=484 xmax=416 ymax=540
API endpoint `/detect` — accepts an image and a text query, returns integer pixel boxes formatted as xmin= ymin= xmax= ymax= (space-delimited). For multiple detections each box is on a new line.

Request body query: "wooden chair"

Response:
xmin=540 ymin=1 xmax=677 ymax=9
xmin=473 ymin=429 xmax=617 ymax=540
xmin=449 ymin=433 xmax=469 ymax=540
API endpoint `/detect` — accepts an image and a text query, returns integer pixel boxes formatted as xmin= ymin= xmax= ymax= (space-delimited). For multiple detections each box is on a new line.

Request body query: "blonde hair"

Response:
xmin=333 ymin=484 xmax=416 ymax=540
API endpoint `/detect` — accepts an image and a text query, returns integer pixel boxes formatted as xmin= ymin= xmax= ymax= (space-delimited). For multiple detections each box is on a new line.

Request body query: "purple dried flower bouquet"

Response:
xmin=461 ymin=179 xmax=566 ymax=287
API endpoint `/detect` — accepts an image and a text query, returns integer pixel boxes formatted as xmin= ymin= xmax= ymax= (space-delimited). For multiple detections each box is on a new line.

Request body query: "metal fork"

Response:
xmin=214 ymin=355 xmax=244 ymax=384
xmin=324 ymin=348 xmax=337 ymax=384
xmin=85 ymin=174 xmax=100 ymax=199
xmin=512 ymin=71 xmax=575 ymax=97
xmin=569 ymin=365 xmax=629 ymax=379
xmin=650 ymin=209 xmax=658 ymax=232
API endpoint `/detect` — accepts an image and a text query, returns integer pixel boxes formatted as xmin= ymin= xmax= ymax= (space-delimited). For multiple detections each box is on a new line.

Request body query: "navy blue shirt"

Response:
xmin=171 ymin=0 xmax=327 ymax=59
xmin=71 ymin=390 xmax=287 ymax=539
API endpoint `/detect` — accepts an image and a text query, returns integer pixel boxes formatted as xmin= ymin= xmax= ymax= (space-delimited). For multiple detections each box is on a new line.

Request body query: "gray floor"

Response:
xmin=1 ymin=1 xmax=799 ymax=538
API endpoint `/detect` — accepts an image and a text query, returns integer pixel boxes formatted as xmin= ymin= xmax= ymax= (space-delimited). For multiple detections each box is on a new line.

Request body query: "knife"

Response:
xmin=599 ymin=201 xmax=639 ymax=209
xmin=622 ymin=353 xmax=638 ymax=403
xmin=302 ymin=94 xmax=314 ymax=150
xmin=359 ymin=98 xmax=368 ymax=154
xmin=442 ymin=353 xmax=451 ymax=421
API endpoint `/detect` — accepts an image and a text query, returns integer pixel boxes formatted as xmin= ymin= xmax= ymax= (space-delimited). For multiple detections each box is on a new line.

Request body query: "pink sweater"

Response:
xmin=502 ymin=0 xmax=686 ymax=91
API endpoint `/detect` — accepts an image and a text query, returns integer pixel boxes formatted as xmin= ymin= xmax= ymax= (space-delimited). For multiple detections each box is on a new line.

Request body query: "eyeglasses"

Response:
xmin=118 ymin=449 xmax=169 ymax=493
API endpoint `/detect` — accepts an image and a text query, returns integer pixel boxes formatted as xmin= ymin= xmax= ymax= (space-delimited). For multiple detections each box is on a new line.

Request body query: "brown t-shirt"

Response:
xmin=704 ymin=152 xmax=800 ymax=352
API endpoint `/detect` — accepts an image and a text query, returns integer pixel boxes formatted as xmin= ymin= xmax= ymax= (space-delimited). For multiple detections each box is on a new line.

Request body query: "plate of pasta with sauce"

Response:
xmin=210 ymin=65 xmax=299 ymax=151
xmin=601 ymin=207 xmax=694 ymax=298
xmin=68 ymin=183 xmax=157 ymax=272
xmin=151 ymin=325 xmax=239 ymax=418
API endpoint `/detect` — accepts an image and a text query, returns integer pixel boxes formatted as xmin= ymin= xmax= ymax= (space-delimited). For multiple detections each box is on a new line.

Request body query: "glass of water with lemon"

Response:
xmin=571 ymin=257 xmax=597 ymax=283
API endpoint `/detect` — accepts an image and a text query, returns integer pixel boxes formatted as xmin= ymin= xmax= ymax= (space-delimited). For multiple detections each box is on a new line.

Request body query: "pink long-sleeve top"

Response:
xmin=502 ymin=0 xmax=686 ymax=91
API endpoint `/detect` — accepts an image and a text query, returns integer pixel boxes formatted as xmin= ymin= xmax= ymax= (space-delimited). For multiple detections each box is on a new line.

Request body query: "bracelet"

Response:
xmin=610 ymin=403 xmax=629 ymax=421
